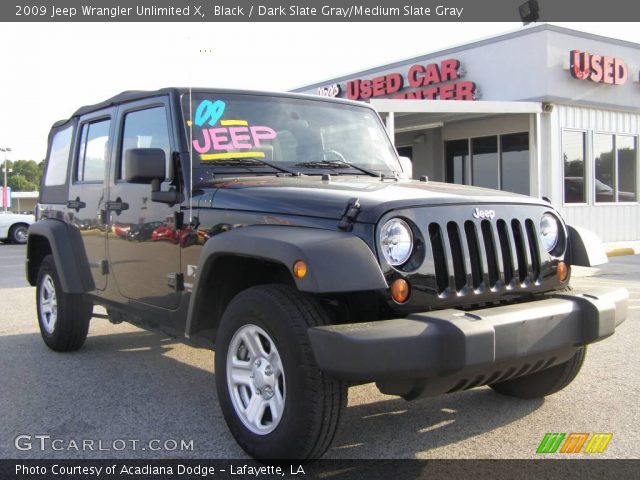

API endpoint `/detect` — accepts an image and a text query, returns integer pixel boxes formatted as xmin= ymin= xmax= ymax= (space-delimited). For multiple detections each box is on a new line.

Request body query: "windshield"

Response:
xmin=181 ymin=93 xmax=401 ymax=176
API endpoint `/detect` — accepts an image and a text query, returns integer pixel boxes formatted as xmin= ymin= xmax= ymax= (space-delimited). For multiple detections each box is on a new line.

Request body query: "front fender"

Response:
xmin=185 ymin=225 xmax=388 ymax=337
xmin=193 ymin=225 xmax=387 ymax=293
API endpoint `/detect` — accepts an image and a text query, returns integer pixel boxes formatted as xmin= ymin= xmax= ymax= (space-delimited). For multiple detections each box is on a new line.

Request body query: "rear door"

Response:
xmin=67 ymin=109 xmax=114 ymax=291
xmin=106 ymin=98 xmax=181 ymax=309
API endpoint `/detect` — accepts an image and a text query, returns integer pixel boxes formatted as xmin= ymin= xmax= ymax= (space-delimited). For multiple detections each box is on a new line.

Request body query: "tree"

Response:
xmin=4 ymin=159 xmax=44 ymax=191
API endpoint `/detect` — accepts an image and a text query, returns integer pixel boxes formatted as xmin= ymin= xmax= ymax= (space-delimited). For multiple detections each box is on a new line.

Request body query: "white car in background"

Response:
xmin=0 ymin=212 xmax=34 ymax=244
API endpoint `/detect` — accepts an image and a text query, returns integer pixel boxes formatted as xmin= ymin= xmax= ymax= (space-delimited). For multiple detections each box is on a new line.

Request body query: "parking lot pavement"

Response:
xmin=0 ymin=244 xmax=29 ymax=289
xmin=0 ymin=253 xmax=638 ymax=459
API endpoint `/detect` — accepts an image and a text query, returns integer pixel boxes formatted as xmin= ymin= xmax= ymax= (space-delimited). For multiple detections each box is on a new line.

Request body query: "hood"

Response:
xmin=195 ymin=176 xmax=549 ymax=223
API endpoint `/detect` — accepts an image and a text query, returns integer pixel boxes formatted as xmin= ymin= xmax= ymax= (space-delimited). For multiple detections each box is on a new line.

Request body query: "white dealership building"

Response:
xmin=294 ymin=24 xmax=640 ymax=242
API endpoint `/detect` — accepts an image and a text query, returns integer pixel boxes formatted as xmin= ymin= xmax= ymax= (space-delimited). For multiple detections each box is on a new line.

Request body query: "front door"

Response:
xmin=106 ymin=99 xmax=181 ymax=309
xmin=67 ymin=109 xmax=114 ymax=291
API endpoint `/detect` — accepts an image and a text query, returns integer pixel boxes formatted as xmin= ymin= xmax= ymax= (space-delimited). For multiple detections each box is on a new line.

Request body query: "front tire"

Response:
xmin=36 ymin=255 xmax=92 ymax=352
xmin=489 ymin=347 xmax=586 ymax=399
xmin=215 ymin=284 xmax=346 ymax=459
xmin=9 ymin=223 xmax=29 ymax=244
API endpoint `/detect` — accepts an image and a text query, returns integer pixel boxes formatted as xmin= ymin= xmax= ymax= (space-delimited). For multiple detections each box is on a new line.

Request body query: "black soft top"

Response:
xmin=51 ymin=88 xmax=179 ymax=128
xmin=72 ymin=88 xmax=179 ymax=117
xmin=51 ymin=87 xmax=370 ymax=128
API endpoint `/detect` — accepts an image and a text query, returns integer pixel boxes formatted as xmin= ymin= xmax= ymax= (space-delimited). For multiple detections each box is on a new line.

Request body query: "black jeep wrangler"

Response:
xmin=27 ymin=88 xmax=627 ymax=459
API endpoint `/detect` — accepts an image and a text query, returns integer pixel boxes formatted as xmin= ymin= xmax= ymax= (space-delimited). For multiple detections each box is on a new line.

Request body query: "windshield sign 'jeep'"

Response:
xmin=28 ymin=88 xmax=627 ymax=459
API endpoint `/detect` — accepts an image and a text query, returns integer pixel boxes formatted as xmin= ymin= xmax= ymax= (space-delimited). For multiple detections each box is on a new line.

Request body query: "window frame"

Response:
xmin=470 ymin=135 xmax=500 ymax=190
xmin=445 ymin=137 xmax=471 ymax=185
xmin=562 ymin=128 xmax=639 ymax=207
xmin=499 ymin=131 xmax=531 ymax=196
xmin=591 ymin=130 xmax=639 ymax=206
xmin=73 ymin=115 xmax=112 ymax=185
xmin=615 ymin=133 xmax=639 ymax=204
xmin=43 ymin=124 xmax=74 ymax=187
xmin=592 ymin=131 xmax=616 ymax=205
xmin=561 ymin=128 xmax=590 ymax=207
xmin=115 ymin=100 xmax=174 ymax=184
xmin=40 ymin=120 xmax=79 ymax=205
xmin=445 ymin=131 xmax=530 ymax=195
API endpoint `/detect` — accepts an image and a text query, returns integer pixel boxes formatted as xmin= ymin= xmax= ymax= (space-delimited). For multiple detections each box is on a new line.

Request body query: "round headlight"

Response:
xmin=540 ymin=213 xmax=559 ymax=253
xmin=380 ymin=218 xmax=413 ymax=266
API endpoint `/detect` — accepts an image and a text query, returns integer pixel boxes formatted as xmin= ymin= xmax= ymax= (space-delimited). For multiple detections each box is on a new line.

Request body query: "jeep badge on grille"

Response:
xmin=473 ymin=208 xmax=496 ymax=219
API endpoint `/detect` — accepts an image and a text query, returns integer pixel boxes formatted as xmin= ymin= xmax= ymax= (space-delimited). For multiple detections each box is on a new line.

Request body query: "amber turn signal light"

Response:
xmin=390 ymin=278 xmax=411 ymax=304
xmin=293 ymin=260 xmax=307 ymax=279
xmin=557 ymin=261 xmax=569 ymax=282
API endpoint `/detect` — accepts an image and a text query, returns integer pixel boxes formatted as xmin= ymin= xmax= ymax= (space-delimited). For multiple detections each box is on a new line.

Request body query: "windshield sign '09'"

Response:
xmin=181 ymin=93 xmax=401 ymax=174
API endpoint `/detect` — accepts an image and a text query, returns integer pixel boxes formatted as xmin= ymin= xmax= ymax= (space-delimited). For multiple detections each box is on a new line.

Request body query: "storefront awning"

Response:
xmin=371 ymin=99 xmax=544 ymax=198
xmin=370 ymin=99 xmax=543 ymax=114
xmin=371 ymin=99 xmax=543 ymax=133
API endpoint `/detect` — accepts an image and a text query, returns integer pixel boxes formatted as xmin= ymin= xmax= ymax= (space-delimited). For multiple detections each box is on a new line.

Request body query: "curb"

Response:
xmin=606 ymin=247 xmax=638 ymax=258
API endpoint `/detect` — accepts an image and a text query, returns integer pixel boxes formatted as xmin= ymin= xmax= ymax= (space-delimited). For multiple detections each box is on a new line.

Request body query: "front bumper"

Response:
xmin=308 ymin=288 xmax=627 ymax=392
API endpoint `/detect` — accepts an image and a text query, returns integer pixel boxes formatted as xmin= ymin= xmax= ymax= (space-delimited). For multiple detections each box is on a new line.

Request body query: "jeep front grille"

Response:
xmin=427 ymin=217 xmax=542 ymax=296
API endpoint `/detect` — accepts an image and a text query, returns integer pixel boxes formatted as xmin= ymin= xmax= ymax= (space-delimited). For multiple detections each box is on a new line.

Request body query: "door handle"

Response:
xmin=105 ymin=197 xmax=129 ymax=215
xmin=67 ymin=197 xmax=86 ymax=212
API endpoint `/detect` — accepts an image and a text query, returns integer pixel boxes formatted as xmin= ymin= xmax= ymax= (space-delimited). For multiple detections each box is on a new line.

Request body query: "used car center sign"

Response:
xmin=569 ymin=49 xmax=628 ymax=84
xmin=317 ymin=58 xmax=478 ymax=101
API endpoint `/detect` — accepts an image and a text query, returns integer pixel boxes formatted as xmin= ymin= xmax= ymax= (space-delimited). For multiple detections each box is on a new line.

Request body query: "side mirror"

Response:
xmin=398 ymin=156 xmax=413 ymax=179
xmin=124 ymin=148 xmax=166 ymax=184
xmin=124 ymin=148 xmax=183 ymax=206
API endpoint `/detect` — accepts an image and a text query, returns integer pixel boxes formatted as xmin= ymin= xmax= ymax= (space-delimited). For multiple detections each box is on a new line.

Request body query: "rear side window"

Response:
xmin=120 ymin=107 xmax=171 ymax=180
xmin=76 ymin=119 xmax=110 ymax=182
xmin=44 ymin=125 xmax=73 ymax=186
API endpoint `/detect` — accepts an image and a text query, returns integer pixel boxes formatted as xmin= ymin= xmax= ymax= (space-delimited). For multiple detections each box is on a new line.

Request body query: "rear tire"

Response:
xmin=36 ymin=254 xmax=92 ymax=352
xmin=9 ymin=224 xmax=29 ymax=244
xmin=215 ymin=284 xmax=347 ymax=459
xmin=490 ymin=347 xmax=586 ymax=399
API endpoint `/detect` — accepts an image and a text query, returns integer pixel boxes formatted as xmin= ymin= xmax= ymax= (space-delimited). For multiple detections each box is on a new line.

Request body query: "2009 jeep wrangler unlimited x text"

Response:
xmin=27 ymin=88 xmax=627 ymax=459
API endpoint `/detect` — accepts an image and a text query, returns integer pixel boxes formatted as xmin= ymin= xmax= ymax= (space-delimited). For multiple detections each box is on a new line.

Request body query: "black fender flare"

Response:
xmin=26 ymin=219 xmax=95 ymax=293
xmin=185 ymin=225 xmax=388 ymax=336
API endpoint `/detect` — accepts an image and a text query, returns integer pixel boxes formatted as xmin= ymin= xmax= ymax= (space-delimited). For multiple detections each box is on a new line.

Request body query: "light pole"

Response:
xmin=0 ymin=147 xmax=11 ymax=212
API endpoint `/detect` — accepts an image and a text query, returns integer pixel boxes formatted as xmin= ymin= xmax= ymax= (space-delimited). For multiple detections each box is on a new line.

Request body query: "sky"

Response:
xmin=0 ymin=21 xmax=638 ymax=161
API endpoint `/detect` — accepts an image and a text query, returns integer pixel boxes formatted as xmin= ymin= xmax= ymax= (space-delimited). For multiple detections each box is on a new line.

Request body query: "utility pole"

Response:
xmin=0 ymin=147 xmax=11 ymax=212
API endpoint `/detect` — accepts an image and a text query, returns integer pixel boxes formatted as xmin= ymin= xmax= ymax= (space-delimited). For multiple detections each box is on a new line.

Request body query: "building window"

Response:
xmin=445 ymin=139 xmax=468 ymax=184
xmin=617 ymin=135 xmax=637 ymax=202
xmin=472 ymin=136 xmax=499 ymax=190
xmin=594 ymin=133 xmax=637 ymax=203
xmin=501 ymin=132 xmax=530 ymax=195
xmin=445 ymin=132 xmax=529 ymax=195
xmin=563 ymin=130 xmax=586 ymax=204
xmin=594 ymin=133 xmax=615 ymax=203
xmin=564 ymin=130 xmax=637 ymax=205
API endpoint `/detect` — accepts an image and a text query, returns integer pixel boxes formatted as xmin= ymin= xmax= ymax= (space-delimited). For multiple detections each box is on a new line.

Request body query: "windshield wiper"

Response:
xmin=295 ymin=160 xmax=382 ymax=178
xmin=204 ymin=157 xmax=298 ymax=175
